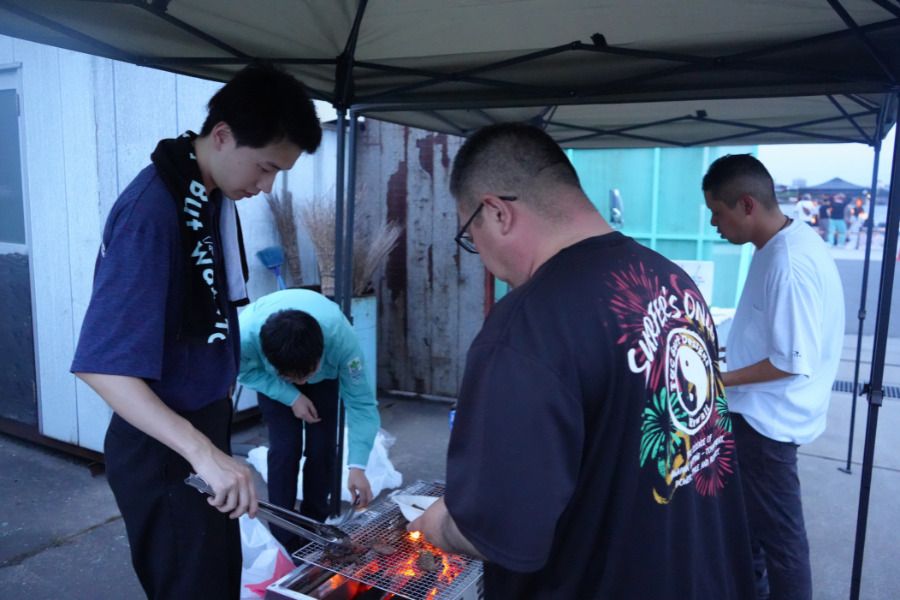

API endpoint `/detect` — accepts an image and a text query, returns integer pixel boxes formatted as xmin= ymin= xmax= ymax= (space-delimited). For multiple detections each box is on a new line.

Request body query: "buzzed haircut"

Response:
xmin=259 ymin=309 xmax=324 ymax=379
xmin=450 ymin=123 xmax=581 ymax=210
xmin=702 ymin=154 xmax=778 ymax=209
xmin=200 ymin=61 xmax=322 ymax=153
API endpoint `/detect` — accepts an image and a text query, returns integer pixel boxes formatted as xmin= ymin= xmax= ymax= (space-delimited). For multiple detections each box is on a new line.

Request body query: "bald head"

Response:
xmin=702 ymin=154 xmax=778 ymax=209
xmin=450 ymin=123 xmax=583 ymax=215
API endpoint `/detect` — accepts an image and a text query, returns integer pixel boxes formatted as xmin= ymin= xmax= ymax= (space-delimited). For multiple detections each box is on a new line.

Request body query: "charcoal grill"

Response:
xmin=265 ymin=481 xmax=483 ymax=600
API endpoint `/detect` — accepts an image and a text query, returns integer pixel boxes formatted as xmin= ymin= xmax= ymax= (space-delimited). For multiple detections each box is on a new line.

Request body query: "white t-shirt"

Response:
xmin=794 ymin=200 xmax=816 ymax=224
xmin=726 ymin=220 xmax=845 ymax=444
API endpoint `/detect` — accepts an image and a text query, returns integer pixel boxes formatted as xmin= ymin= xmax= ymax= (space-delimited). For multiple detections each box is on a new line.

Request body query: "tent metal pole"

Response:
xmin=0 ymin=0 xmax=136 ymax=62
xmin=826 ymin=0 xmax=898 ymax=85
xmin=841 ymin=95 xmax=891 ymax=474
xmin=826 ymin=94 xmax=871 ymax=143
xmin=356 ymin=20 xmax=897 ymax=106
xmin=330 ymin=108 xmax=347 ymax=518
xmin=136 ymin=2 xmax=250 ymax=58
xmin=329 ymin=0 xmax=367 ymax=518
xmin=341 ymin=111 xmax=359 ymax=315
xmin=425 ymin=110 xmax=467 ymax=136
xmin=849 ymin=91 xmax=900 ymax=600
xmin=334 ymin=109 xmax=347 ymax=310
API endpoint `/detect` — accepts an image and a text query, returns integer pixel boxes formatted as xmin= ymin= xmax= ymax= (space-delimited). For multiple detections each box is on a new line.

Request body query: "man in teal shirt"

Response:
xmin=238 ymin=289 xmax=380 ymax=550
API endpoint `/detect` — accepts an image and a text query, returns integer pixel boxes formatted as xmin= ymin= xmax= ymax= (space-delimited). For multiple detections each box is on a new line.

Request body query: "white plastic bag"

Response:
xmin=239 ymin=514 xmax=295 ymax=599
xmin=246 ymin=428 xmax=403 ymax=502
xmin=355 ymin=429 xmax=403 ymax=502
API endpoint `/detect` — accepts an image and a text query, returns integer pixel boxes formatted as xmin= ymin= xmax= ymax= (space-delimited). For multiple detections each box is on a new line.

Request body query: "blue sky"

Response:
xmin=758 ymin=126 xmax=896 ymax=189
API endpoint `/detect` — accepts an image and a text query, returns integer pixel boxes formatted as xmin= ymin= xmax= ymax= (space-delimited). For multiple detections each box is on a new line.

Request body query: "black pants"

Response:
xmin=104 ymin=398 xmax=241 ymax=600
xmin=257 ymin=378 xmax=339 ymax=552
xmin=733 ymin=413 xmax=811 ymax=600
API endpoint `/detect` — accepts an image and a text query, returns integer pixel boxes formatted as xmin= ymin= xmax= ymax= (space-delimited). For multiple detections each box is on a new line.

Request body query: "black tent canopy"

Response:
xmin=1 ymin=2 xmax=897 ymax=599
xmin=0 ymin=0 xmax=898 ymax=145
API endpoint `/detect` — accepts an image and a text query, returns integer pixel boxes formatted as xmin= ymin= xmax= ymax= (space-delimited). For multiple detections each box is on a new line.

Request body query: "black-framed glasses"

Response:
xmin=454 ymin=195 xmax=517 ymax=254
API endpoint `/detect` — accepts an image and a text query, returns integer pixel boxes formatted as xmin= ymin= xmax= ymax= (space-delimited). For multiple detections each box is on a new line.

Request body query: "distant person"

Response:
xmin=237 ymin=288 xmax=380 ymax=552
xmin=410 ymin=123 xmax=755 ymax=600
xmin=794 ymin=194 xmax=816 ymax=227
xmin=703 ymin=154 xmax=844 ymax=600
xmin=71 ymin=63 xmax=322 ymax=599
xmin=846 ymin=205 xmax=863 ymax=249
xmin=817 ymin=195 xmax=831 ymax=242
xmin=829 ymin=193 xmax=849 ymax=246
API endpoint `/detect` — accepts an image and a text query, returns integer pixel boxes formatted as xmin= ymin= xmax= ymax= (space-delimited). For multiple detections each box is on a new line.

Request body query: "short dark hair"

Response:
xmin=450 ymin=123 xmax=581 ymax=210
xmin=200 ymin=62 xmax=322 ymax=153
xmin=702 ymin=154 xmax=777 ymax=209
xmin=259 ymin=310 xmax=324 ymax=379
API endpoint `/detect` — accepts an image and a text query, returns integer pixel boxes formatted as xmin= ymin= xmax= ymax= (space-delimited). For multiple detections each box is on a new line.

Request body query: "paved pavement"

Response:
xmin=1 ymin=336 xmax=898 ymax=599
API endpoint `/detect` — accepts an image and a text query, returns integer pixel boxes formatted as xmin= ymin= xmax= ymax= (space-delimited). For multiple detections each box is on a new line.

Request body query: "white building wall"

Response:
xmin=1 ymin=35 xmax=336 ymax=451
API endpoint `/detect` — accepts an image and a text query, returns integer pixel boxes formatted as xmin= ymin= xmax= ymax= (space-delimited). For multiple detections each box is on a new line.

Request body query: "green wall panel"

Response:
xmin=655 ymin=239 xmax=697 ymax=260
xmin=658 ymin=148 xmax=709 ymax=236
xmin=570 ymin=148 xmax=657 ymax=238
xmin=570 ymin=144 xmax=758 ymax=308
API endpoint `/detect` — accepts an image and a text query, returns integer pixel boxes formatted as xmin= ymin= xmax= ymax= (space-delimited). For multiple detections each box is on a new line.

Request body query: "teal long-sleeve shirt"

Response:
xmin=238 ymin=289 xmax=379 ymax=467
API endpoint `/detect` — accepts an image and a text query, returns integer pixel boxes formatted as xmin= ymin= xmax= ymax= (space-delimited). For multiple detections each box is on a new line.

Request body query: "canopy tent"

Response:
xmin=0 ymin=1 xmax=898 ymax=146
xmin=1 ymin=2 xmax=898 ymax=598
xmin=801 ymin=176 xmax=870 ymax=196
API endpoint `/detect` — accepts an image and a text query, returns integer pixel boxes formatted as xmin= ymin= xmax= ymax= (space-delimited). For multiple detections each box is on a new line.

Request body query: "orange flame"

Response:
xmin=399 ymin=552 xmax=418 ymax=578
xmin=339 ymin=527 xmax=467 ymax=597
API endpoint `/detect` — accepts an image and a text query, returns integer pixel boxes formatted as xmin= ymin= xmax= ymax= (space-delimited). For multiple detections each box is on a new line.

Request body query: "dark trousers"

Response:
xmin=104 ymin=398 xmax=241 ymax=600
xmin=733 ymin=414 xmax=811 ymax=600
xmin=257 ymin=378 xmax=339 ymax=552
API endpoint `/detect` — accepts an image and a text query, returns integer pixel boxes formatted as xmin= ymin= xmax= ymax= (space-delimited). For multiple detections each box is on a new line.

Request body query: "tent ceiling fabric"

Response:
xmin=0 ymin=0 xmax=898 ymax=147
xmin=369 ymin=94 xmax=892 ymax=148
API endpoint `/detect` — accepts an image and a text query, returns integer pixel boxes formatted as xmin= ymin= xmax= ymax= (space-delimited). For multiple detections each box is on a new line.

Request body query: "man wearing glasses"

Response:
xmin=410 ymin=123 xmax=755 ymax=599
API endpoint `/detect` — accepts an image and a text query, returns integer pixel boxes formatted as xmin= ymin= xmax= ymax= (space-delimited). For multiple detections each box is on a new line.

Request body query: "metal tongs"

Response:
xmin=185 ymin=474 xmax=352 ymax=549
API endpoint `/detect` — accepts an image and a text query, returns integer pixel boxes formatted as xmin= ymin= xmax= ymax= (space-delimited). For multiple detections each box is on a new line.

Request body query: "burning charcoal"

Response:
xmin=416 ymin=550 xmax=439 ymax=572
xmin=372 ymin=543 xmax=397 ymax=556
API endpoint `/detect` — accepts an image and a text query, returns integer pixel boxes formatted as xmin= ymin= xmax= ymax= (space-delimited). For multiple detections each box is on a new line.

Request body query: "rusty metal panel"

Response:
xmin=357 ymin=121 xmax=483 ymax=398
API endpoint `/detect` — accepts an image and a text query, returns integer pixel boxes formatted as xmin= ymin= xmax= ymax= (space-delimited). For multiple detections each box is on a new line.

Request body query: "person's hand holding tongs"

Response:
xmin=185 ymin=473 xmax=353 ymax=551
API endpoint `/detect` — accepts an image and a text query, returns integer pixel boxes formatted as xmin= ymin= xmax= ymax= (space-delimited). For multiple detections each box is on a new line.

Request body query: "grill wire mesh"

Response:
xmin=295 ymin=480 xmax=483 ymax=600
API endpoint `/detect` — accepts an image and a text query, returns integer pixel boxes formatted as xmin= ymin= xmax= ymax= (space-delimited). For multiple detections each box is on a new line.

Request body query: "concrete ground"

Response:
xmin=1 ymin=336 xmax=898 ymax=599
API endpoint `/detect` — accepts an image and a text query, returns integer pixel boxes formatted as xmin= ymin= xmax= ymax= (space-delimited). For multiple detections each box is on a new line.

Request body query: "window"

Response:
xmin=0 ymin=87 xmax=25 ymax=245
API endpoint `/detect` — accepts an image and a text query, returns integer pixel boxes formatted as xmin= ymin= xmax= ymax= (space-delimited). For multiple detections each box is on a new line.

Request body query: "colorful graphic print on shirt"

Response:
xmin=610 ymin=264 xmax=735 ymax=504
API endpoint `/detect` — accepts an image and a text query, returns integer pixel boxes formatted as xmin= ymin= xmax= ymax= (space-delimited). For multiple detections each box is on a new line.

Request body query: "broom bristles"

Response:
xmin=265 ymin=190 xmax=302 ymax=285
xmin=299 ymin=187 xmax=401 ymax=296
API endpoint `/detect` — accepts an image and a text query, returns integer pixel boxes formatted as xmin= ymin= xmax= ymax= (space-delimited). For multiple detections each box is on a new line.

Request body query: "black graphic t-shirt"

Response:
xmin=445 ymin=232 xmax=755 ymax=600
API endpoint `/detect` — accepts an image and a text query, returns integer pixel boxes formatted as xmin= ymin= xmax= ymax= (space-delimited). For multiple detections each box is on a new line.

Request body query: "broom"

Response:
xmin=256 ymin=246 xmax=287 ymax=290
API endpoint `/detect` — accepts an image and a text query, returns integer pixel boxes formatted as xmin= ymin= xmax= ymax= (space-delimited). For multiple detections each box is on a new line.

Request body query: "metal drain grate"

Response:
xmin=295 ymin=480 xmax=482 ymax=600
xmin=832 ymin=380 xmax=900 ymax=399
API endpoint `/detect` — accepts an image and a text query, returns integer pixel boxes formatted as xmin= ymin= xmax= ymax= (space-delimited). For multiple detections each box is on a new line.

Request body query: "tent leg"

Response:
xmin=328 ymin=113 xmax=358 ymax=517
xmin=341 ymin=112 xmax=359 ymax=315
xmin=334 ymin=109 xmax=347 ymax=307
xmin=841 ymin=96 xmax=891 ymax=474
xmin=330 ymin=108 xmax=348 ymax=518
xmin=849 ymin=93 xmax=900 ymax=600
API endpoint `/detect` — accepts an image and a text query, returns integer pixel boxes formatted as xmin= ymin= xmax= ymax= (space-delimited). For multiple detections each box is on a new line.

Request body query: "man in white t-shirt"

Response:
xmin=703 ymin=155 xmax=844 ymax=600
xmin=794 ymin=194 xmax=816 ymax=226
